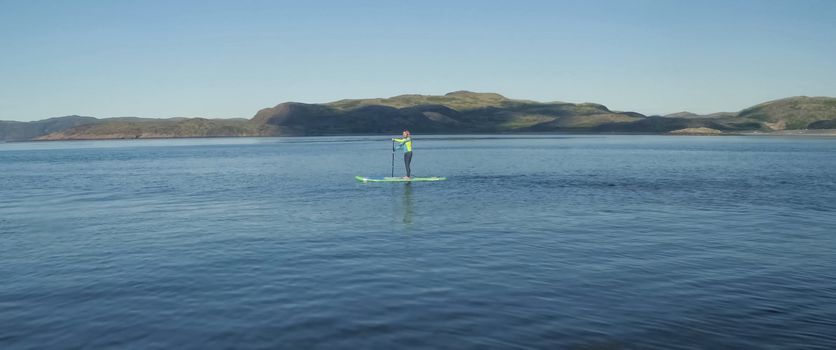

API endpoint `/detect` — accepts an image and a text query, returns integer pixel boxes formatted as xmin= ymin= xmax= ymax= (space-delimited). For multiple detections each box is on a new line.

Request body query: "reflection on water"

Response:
xmin=402 ymin=184 xmax=413 ymax=225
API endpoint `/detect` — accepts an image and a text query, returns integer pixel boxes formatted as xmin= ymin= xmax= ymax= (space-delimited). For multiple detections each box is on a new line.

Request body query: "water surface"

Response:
xmin=1 ymin=135 xmax=835 ymax=349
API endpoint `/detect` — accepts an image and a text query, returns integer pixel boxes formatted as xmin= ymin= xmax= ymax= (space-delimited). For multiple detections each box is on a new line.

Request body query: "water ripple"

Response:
xmin=1 ymin=136 xmax=835 ymax=349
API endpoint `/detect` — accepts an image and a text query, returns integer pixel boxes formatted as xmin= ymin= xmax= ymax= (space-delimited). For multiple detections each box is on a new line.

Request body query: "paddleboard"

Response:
xmin=355 ymin=176 xmax=446 ymax=182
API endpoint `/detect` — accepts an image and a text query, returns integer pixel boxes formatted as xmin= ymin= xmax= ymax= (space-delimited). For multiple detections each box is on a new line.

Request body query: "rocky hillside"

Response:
xmin=738 ymin=96 xmax=836 ymax=130
xmin=252 ymin=91 xmax=646 ymax=135
xmin=0 ymin=116 xmax=100 ymax=141
xmin=3 ymin=93 xmax=835 ymax=141
xmin=35 ymin=118 xmax=261 ymax=140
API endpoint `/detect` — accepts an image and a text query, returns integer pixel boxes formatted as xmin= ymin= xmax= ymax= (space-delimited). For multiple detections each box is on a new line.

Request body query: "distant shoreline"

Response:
xmin=3 ymin=92 xmax=835 ymax=142
xmin=5 ymin=129 xmax=834 ymax=143
xmin=737 ymin=129 xmax=836 ymax=136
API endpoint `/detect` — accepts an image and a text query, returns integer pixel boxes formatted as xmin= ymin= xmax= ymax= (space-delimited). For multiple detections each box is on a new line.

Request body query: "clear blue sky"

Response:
xmin=1 ymin=0 xmax=835 ymax=121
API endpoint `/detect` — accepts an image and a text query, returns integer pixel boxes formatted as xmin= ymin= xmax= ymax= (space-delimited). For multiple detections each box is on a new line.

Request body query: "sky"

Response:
xmin=1 ymin=0 xmax=835 ymax=121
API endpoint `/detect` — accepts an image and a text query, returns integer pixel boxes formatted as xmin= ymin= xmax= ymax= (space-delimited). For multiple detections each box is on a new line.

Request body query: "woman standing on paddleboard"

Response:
xmin=392 ymin=130 xmax=413 ymax=179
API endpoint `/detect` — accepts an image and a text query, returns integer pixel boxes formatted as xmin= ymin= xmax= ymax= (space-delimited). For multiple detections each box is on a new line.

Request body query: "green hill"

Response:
xmin=738 ymin=96 xmax=836 ymax=130
xmin=35 ymin=118 xmax=261 ymax=140
xmin=326 ymin=91 xmax=525 ymax=111
xmin=4 ymin=93 xmax=835 ymax=141
xmin=0 ymin=116 xmax=100 ymax=141
xmin=254 ymin=91 xmax=646 ymax=135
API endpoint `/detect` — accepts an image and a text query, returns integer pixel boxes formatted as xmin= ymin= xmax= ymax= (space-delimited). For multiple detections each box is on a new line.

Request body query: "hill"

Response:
xmin=252 ymin=93 xmax=836 ymax=135
xmin=0 ymin=116 xmax=100 ymax=141
xmin=664 ymin=111 xmax=736 ymax=119
xmin=326 ymin=91 xmax=521 ymax=110
xmin=253 ymin=91 xmax=646 ymax=135
xmin=35 ymin=118 xmax=261 ymax=140
xmin=738 ymin=96 xmax=836 ymax=130
xmin=3 ymin=93 xmax=835 ymax=141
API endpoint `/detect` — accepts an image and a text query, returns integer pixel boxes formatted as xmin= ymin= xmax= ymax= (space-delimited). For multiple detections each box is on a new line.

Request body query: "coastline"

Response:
xmin=737 ymin=129 xmax=836 ymax=136
xmin=5 ymin=129 xmax=835 ymax=143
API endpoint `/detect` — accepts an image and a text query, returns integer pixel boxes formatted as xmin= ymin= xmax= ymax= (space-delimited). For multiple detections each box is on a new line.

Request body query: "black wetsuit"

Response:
xmin=404 ymin=151 xmax=412 ymax=177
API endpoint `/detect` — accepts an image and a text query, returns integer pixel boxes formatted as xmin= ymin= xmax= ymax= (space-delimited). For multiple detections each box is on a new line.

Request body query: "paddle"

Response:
xmin=391 ymin=140 xmax=395 ymax=177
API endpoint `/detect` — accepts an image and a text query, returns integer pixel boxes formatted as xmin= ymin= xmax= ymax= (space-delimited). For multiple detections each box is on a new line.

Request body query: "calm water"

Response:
xmin=1 ymin=135 xmax=835 ymax=349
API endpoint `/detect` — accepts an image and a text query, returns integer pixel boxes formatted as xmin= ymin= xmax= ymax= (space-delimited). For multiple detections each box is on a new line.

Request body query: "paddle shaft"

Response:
xmin=391 ymin=140 xmax=395 ymax=177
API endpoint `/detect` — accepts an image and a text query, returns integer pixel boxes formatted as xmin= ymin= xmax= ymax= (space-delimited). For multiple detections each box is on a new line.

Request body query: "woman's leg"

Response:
xmin=404 ymin=152 xmax=412 ymax=177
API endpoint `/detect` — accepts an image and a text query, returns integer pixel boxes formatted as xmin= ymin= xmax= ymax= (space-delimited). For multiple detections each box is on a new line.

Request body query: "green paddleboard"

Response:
xmin=355 ymin=176 xmax=446 ymax=182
